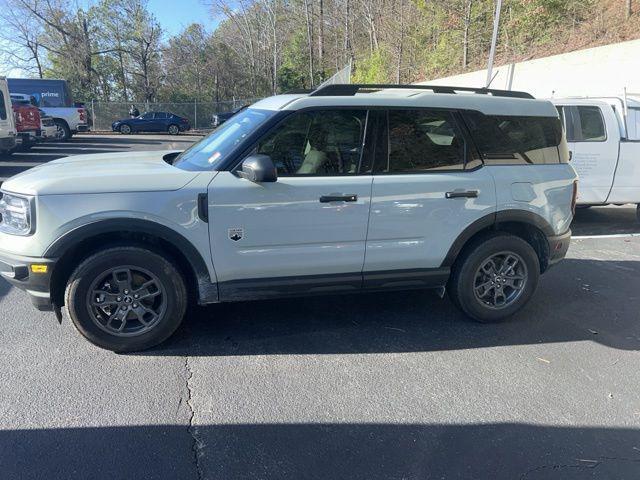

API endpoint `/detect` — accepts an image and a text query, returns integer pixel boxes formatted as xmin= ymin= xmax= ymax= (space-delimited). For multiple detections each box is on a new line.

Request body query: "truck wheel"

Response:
xmin=167 ymin=124 xmax=179 ymax=135
xmin=65 ymin=247 xmax=188 ymax=352
xmin=119 ymin=124 xmax=132 ymax=134
xmin=20 ymin=138 xmax=34 ymax=151
xmin=448 ymin=233 xmax=540 ymax=323
xmin=54 ymin=120 xmax=71 ymax=141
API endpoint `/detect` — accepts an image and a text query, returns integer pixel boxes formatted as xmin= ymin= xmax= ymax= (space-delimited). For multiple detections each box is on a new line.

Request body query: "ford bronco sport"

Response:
xmin=0 ymin=84 xmax=577 ymax=352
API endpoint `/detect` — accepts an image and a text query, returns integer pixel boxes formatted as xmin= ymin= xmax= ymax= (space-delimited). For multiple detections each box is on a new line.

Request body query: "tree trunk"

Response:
xmin=344 ymin=0 xmax=353 ymax=65
xmin=396 ymin=0 xmax=404 ymax=83
xmin=462 ymin=0 xmax=473 ymax=69
xmin=318 ymin=0 xmax=325 ymax=81
xmin=304 ymin=0 xmax=315 ymax=86
xmin=627 ymin=0 xmax=633 ymax=18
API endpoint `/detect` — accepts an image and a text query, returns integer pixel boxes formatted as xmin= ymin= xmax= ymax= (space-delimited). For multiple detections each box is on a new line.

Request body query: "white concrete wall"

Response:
xmin=419 ymin=39 xmax=640 ymax=98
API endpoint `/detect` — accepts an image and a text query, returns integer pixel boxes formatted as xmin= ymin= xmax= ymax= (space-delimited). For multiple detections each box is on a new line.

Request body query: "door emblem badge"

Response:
xmin=228 ymin=228 xmax=244 ymax=242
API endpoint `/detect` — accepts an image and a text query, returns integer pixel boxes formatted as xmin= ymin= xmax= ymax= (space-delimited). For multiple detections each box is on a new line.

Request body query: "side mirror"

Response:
xmin=239 ymin=154 xmax=277 ymax=183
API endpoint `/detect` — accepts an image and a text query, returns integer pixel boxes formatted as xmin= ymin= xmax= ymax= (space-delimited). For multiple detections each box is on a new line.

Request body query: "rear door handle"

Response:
xmin=445 ymin=190 xmax=478 ymax=199
xmin=319 ymin=194 xmax=358 ymax=203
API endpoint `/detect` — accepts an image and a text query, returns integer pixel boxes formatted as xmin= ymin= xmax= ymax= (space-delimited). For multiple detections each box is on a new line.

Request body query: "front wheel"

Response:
xmin=167 ymin=124 xmax=179 ymax=135
xmin=54 ymin=120 xmax=71 ymax=141
xmin=65 ymin=247 xmax=188 ymax=352
xmin=119 ymin=124 xmax=132 ymax=134
xmin=448 ymin=233 xmax=540 ymax=322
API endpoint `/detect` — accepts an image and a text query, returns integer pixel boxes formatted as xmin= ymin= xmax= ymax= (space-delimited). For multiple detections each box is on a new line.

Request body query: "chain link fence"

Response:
xmin=89 ymin=99 xmax=261 ymax=132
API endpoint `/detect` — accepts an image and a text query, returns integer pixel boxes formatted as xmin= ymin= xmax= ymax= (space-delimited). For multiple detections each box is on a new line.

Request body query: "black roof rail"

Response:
xmin=308 ymin=83 xmax=534 ymax=99
xmin=284 ymin=88 xmax=315 ymax=94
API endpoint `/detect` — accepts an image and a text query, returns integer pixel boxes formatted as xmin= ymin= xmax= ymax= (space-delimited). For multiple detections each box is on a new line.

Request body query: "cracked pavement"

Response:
xmin=1 ymin=138 xmax=640 ymax=479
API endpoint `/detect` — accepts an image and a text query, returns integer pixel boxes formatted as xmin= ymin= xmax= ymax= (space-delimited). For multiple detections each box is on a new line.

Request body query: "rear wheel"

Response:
xmin=54 ymin=120 xmax=71 ymax=141
xmin=448 ymin=233 xmax=540 ymax=322
xmin=167 ymin=124 xmax=179 ymax=135
xmin=65 ymin=247 xmax=188 ymax=352
xmin=119 ymin=124 xmax=132 ymax=135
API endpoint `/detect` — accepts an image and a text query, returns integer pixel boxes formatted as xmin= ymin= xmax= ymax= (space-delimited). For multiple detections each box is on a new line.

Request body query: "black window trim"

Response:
xmin=229 ymin=106 xmax=374 ymax=178
xmin=371 ymin=106 xmax=482 ymax=176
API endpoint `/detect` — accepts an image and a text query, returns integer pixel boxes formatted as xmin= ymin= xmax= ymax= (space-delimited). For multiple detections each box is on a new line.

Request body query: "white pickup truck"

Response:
xmin=552 ymin=96 xmax=640 ymax=217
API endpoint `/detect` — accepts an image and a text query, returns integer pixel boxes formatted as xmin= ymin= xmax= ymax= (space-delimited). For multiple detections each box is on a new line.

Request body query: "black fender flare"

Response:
xmin=441 ymin=210 xmax=555 ymax=267
xmin=45 ymin=219 xmax=217 ymax=303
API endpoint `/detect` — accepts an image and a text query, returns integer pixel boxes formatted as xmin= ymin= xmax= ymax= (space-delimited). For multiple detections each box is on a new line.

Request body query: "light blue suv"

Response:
xmin=0 ymin=84 xmax=578 ymax=352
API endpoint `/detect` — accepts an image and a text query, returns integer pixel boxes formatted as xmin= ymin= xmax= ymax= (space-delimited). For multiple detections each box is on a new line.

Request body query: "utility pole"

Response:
xmin=486 ymin=0 xmax=502 ymax=88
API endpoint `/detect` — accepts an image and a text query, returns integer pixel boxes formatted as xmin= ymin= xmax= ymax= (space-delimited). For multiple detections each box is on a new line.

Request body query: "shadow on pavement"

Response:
xmin=148 ymin=258 xmax=640 ymax=357
xmin=0 ymin=278 xmax=10 ymax=299
xmin=1 ymin=422 xmax=638 ymax=479
xmin=572 ymin=206 xmax=640 ymax=236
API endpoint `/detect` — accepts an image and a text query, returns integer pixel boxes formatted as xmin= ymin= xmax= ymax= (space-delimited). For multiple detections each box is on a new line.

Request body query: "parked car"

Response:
xmin=0 ymin=77 xmax=17 ymax=155
xmin=11 ymin=97 xmax=41 ymax=151
xmin=11 ymin=94 xmax=59 ymax=144
xmin=38 ymin=109 xmax=59 ymax=141
xmin=552 ymin=96 xmax=640 ymax=218
xmin=0 ymin=84 xmax=577 ymax=352
xmin=112 ymin=111 xmax=191 ymax=135
xmin=8 ymin=78 xmax=88 ymax=141
xmin=211 ymin=105 xmax=248 ymax=128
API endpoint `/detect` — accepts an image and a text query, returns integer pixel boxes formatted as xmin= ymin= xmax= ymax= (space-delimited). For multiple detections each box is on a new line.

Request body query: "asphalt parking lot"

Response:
xmin=1 ymin=135 xmax=640 ymax=479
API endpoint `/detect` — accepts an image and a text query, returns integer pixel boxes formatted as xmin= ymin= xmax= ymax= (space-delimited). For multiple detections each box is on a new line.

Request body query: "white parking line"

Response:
xmin=573 ymin=233 xmax=640 ymax=239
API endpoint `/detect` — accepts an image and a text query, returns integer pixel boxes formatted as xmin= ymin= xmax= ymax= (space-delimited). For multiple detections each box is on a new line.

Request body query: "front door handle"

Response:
xmin=319 ymin=194 xmax=358 ymax=203
xmin=445 ymin=190 xmax=478 ymax=199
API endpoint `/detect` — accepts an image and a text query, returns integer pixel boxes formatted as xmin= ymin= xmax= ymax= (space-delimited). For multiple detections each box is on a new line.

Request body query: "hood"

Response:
xmin=2 ymin=150 xmax=200 ymax=196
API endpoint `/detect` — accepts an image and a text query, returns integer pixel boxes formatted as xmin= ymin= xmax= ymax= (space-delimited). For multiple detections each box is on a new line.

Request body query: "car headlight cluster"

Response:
xmin=0 ymin=192 xmax=34 ymax=236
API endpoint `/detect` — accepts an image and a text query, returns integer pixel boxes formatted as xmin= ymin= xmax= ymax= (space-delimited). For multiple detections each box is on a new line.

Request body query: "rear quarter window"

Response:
xmin=464 ymin=111 xmax=563 ymax=165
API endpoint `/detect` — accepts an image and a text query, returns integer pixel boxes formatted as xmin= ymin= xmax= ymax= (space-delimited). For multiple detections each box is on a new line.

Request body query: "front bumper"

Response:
xmin=547 ymin=229 xmax=571 ymax=268
xmin=0 ymin=250 xmax=56 ymax=311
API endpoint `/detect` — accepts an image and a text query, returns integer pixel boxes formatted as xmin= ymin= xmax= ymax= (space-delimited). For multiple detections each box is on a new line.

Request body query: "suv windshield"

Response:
xmin=174 ymin=108 xmax=275 ymax=171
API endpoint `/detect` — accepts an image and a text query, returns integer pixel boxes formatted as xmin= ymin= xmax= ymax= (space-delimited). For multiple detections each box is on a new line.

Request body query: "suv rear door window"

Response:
xmin=375 ymin=109 xmax=466 ymax=173
xmin=464 ymin=111 xmax=562 ymax=164
xmin=254 ymin=109 xmax=367 ymax=176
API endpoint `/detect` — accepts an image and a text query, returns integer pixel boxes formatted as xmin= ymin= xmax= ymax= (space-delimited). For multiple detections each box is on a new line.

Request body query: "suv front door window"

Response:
xmin=254 ymin=109 xmax=367 ymax=176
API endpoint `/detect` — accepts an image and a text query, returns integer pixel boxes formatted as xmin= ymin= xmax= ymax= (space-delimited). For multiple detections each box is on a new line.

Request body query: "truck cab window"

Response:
xmin=576 ymin=106 xmax=606 ymax=142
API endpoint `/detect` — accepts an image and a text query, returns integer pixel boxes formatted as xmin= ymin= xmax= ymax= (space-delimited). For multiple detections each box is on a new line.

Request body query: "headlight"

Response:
xmin=0 ymin=192 xmax=34 ymax=236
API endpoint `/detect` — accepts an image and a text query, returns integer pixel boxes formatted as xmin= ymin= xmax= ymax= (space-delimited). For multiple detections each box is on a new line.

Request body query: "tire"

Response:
xmin=54 ymin=120 xmax=71 ymax=141
xmin=119 ymin=124 xmax=132 ymax=135
xmin=167 ymin=124 xmax=179 ymax=135
xmin=65 ymin=246 xmax=188 ymax=352
xmin=448 ymin=233 xmax=540 ymax=323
